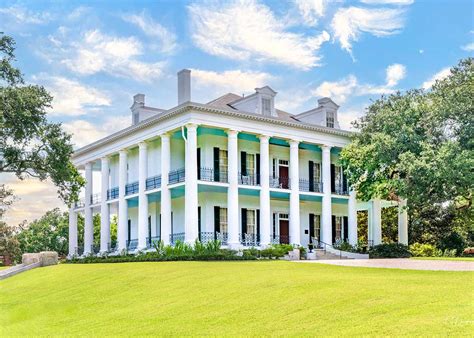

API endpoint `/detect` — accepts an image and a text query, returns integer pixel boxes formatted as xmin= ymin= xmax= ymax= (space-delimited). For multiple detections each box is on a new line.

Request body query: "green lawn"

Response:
xmin=1 ymin=262 xmax=472 ymax=336
xmin=411 ymin=257 xmax=474 ymax=261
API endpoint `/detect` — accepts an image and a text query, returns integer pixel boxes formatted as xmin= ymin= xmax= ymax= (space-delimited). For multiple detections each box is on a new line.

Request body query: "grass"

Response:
xmin=1 ymin=261 xmax=473 ymax=336
xmin=411 ymin=256 xmax=474 ymax=261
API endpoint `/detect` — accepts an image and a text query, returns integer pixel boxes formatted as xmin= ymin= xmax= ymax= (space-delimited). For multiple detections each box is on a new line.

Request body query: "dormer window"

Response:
xmin=262 ymin=98 xmax=271 ymax=116
xmin=326 ymin=111 xmax=335 ymax=128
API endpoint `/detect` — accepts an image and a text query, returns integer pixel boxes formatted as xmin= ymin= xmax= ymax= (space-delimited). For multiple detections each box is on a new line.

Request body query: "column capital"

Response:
xmin=85 ymin=162 xmax=92 ymax=170
xmin=289 ymin=139 xmax=300 ymax=147
xmin=138 ymin=141 xmax=147 ymax=149
xmin=100 ymin=156 xmax=110 ymax=163
xmin=226 ymin=129 xmax=240 ymax=136
xmin=186 ymin=123 xmax=199 ymax=130
xmin=257 ymin=133 xmax=271 ymax=141
xmin=321 ymin=144 xmax=332 ymax=152
xmin=160 ymin=132 xmax=171 ymax=140
xmin=119 ymin=149 xmax=128 ymax=156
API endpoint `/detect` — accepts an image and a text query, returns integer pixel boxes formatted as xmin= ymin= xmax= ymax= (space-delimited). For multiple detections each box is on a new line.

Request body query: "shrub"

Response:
xmin=369 ymin=243 xmax=411 ymax=258
xmin=438 ymin=232 xmax=466 ymax=256
xmin=333 ymin=241 xmax=355 ymax=252
xmin=409 ymin=243 xmax=441 ymax=257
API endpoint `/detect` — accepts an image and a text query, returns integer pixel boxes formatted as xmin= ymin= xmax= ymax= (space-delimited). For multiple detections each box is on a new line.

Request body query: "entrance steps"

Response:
xmin=314 ymin=249 xmax=352 ymax=260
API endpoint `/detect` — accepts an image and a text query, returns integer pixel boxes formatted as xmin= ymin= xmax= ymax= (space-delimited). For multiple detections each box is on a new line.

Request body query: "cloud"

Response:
xmin=338 ymin=106 xmax=366 ymax=130
xmin=331 ymin=6 xmax=406 ymax=55
xmin=0 ymin=5 xmax=52 ymax=25
xmin=385 ymin=63 xmax=406 ymax=86
xmin=44 ymin=29 xmax=166 ymax=81
xmin=461 ymin=42 xmax=474 ymax=51
xmin=122 ymin=11 xmax=177 ymax=53
xmin=421 ymin=67 xmax=451 ymax=90
xmin=294 ymin=0 xmax=326 ymax=26
xmin=312 ymin=63 xmax=405 ymax=104
xmin=360 ymin=0 xmax=414 ymax=4
xmin=63 ymin=115 xmax=130 ymax=148
xmin=191 ymin=69 xmax=274 ymax=94
xmin=32 ymin=75 xmax=111 ymax=116
xmin=188 ymin=0 xmax=330 ymax=70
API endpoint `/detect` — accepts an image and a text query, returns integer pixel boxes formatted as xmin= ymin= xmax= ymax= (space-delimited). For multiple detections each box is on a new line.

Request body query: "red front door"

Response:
xmin=279 ymin=166 xmax=289 ymax=189
xmin=279 ymin=220 xmax=289 ymax=244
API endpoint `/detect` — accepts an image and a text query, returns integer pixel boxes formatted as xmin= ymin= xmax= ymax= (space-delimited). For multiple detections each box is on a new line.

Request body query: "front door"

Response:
xmin=279 ymin=165 xmax=289 ymax=189
xmin=279 ymin=220 xmax=289 ymax=244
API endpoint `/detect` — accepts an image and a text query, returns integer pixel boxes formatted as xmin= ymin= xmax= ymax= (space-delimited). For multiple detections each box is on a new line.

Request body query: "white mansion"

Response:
xmin=68 ymin=69 xmax=408 ymax=256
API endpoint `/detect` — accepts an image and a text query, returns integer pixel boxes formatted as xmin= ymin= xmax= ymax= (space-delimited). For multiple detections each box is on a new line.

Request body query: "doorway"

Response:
xmin=279 ymin=219 xmax=289 ymax=244
xmin=279 ymin=163 xmax=289 ymax=189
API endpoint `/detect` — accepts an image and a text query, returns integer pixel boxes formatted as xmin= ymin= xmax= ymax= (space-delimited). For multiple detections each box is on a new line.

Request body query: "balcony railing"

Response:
xmin=240 ymin=233 xmax=260 ymax=247
xmin=238 ymin=172 xmax=259 ymax=186
xmin=199 ymin=168 xmax=228 ymax=183
xmin=270 ymin=234 xmax=290 ymax=245
xmin=146 ymin=175 xmax=162 ymax=190
xmin=169 ymin=168 xmax=185 ymax=184
xmin=334 ymin=183 xmax=349 ymax=195
xmin=199 ymin=231 xmax=216 ymax=243
xmin=125 ymin=181 xmax=139 ymax=195
xmin=147 ymin=236 xmax=161 ymax=248
xmin=75 ymin=199 xmax=85 ymax=208
xmin=299 ymin=179 xmax=323 ymax=193
xmin=107 ymin=187 xmax=119 ymax=200
xmin=90 ymin=193 xmax=101 ymax=204
xmin=169 ymin=232 xmax=185 ymax=244
xmin=126 ymin=239 xmax=138 ymax=251
xmin=269 ymin=176 xmax=290 ymax=189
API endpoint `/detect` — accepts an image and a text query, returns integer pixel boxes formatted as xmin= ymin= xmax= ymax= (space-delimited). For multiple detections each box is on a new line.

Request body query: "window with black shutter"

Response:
xmin=256 ymin=209 xmax=260 ymax=242
xmin=331 ymin=215 xmax=336 ymax=244
xmin=148 ymin=216 xmax=152 ymax=245
xmin=214 ymin=206 xmax=220 ymax=239
xmin=198 ymin=206 xmax=201 ymax=240
xmin=342 ymin=170 xmax=348 ymax=194
xmin=256 ymin=153 xmax=261 ymax=185
xmin=331 ymin=164 xmax=336 ymax=193
xmin=343 ymin=216 xmax=349 ymax=241
xmin=309 ymin=213 xmax=315 ymax=243
xmin=309 ymin=160 xmax=314 ymax=192
xmin=128 ymin=219 xmax=131 ymax=242
xmin=213 ymin=147 xmax=220 ymax=181
xmin=241 ymin=151 xmax=247 ymax=176
xmin=241 ymin=208 xmax=247 ymax=241
xmin=197 ymin=148 xmax=201 ymax=179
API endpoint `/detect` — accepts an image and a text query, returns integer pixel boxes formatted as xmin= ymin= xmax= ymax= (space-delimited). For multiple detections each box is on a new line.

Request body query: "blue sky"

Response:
xmin=1 ymin=0 xmax=473 ymax=224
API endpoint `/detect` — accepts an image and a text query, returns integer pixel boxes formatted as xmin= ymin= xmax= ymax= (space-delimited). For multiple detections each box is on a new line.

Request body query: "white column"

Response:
xmin=348 ymin=189 xmax=358 ymax=245
xmin=118 ymin=150 xmax=128 ymax=251
xmin=227 ymin=129 xmax=240 ymax=247
xmin=83 ymin=162 xmax=93 ymax=255
xmin=185 ymin=124 xmax=199 ymax=243
xmin=289 ymin=140 xmax=300 ymax=245
xmin=138 ymin=142 xmax=148 ymax=250
xmin=100 ymin=157 xmax=110 ymax=253
xmin=68 ymin=207 xmax=78 ymax=257
xmin=321 ymin=145 xmax=332 ymax=244
xmin=160 ymin=134 xmax=171 ymax=245
xmin=259 ymin=134 xmax=271 ymax=246
xmin=398 ymin=199 xmax=408 ymax=245
xmin=372 ymin=198 xmax=382 ymax=245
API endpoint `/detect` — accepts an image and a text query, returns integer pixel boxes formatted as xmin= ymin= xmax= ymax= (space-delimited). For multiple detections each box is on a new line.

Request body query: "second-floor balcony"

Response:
xmin=169 ymin=168 xmax=185 ymax=184
xmin=107 ymin=187 xmax=119 ymax=200
xmin=269 ymin=176 xmax=290 ymax=189
xmin=334 ymin=183 xmax=349 ymax=195
xmin=299 ymin=179 xmax=323 ymax=193
xmin=125 ymin=181 xmax=139 ymax=195
xmin=90 ymin=193 xmax=101 ymax=204
xmin=238 ymin=172 xmax=259 ymax=186
xmin=198 ymin=167 xmax=228 ymax=183
xmin=146 ymin=175 xmax=162 ymax=190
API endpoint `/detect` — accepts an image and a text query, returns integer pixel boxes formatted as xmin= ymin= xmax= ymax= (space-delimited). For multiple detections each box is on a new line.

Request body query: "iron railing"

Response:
xmin=146 ymin=175 xmax=162 ymax=190
xmin=270 ymin=234 xmax=290 ymax=245
xmin=299 ymin=179 xmax=323 ymax=193
xmin=333 ymin=183 xmax=348 ymax=195
xmin=125 ymin=181 xmax=139 ymax=195
xmin=199 ymin=231 xmax=216 ymax=243
xmin=240 ymin=233 xmax=260 ymax=247
xmin=107 ymin=187 xmax=119 ymax=200
xmin=147 ymin=236 xmax=161 ymax=248
xmin=126 ymin=239 xmax=138 ymax=251
xmin=199 ymin=168 xmax=228 ymax=183
xmin=270 ymin=176 xmax=290 ymax=189
xmin=169 ymin=232 xmax=185 ymax=244
xmin=169 ymin=168 xmax=185 ymax=184
xmin=216 ymin=232 xmax=228 ymax=245
xmin=90 ymin=193 xmax=101 ymax=205
xmin=238 ymin=172 xmax=259 ymax=186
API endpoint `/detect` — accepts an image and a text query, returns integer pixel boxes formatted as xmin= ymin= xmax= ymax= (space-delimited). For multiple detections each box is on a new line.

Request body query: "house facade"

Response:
xmin=68 ymin=69 xmax=408 ymax=256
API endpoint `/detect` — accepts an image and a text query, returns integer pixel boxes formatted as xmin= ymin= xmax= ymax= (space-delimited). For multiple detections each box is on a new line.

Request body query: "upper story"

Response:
xmin=72 ymin=69 xmax=353 ymax=198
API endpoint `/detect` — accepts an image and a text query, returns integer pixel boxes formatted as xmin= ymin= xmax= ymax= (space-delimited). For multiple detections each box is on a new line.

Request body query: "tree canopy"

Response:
xmin=0 ymin=33 xmax=83 ymax=206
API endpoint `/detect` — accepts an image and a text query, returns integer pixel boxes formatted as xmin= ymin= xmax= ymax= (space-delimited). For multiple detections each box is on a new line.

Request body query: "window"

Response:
xmin=262 ymin=98 xmax=271 ymax=115
xmin=246 ymin=210 xmax=256 ymax=235
xmin=219 ymin=149 xmax=228 ymax=176
xmin=313 ymin=162 xmax=321 ymax=183
xmin=326 ymin=111 xmax=335 ymax=128
xmin=246 ymin=153 xmax=255 ymax=176
xmin=335 ymin=165 xmax=343 ymax=192
xmin=312 ymin=215 xmax=321 ymax=239
xmin=219 ymin=208 xmax=228 ymax=233
xmin=335 ymin=216 xmax=343 ymax=241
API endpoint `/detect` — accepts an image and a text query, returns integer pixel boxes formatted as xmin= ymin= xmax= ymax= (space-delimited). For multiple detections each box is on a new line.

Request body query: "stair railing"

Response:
xmin=311 ymin=237 xmax=344 ymax=259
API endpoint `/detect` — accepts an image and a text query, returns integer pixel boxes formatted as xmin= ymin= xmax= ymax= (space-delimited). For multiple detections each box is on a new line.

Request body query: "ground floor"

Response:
xmin=1 ymin=262 xmax=471 ymax=336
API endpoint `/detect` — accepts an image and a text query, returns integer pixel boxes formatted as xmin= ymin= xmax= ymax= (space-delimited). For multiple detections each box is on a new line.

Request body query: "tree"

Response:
xmin=0 ymin=33 xmax=83 ymax=206
xmin=340 ymin=58 xmax=474 ymax=244
xmin=0 ymin=184 xmax=20 ymax=264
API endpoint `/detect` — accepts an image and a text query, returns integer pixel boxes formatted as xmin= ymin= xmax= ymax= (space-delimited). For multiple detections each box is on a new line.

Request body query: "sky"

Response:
xmin=1 ymin=0 xmax=473 ymax=225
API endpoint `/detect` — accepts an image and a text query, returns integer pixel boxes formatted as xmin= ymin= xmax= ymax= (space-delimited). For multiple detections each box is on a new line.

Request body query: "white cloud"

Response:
xmin=122 ymin=11 xmax=177 ymax=53
xmin=294 ymin=0 xmax=326 ymax=26
xmin=338 ymin=107 xmax=366 ymax=130
xmin=188 ymin=0 xmax=330 ymax=70
xmin=461 ymin=42 xmax=474 ymax=51
xmin=385 ymin=63 xmax=406 ymax=86
xmin=277 ymin=89 xmax=311 ymax=112
xmin=360 ymin=0 xmax=414 ymax=4
xmin=422 ymin=67 xmax=451 ymax=90
xmin=63 ymin=115 xmax=130 ymax=148
xmin=331 ymin=6 xmax=406 ymax=55
xmin=312 ymin=63 xmax=404 ymax=104
xmin=32 ymin=75 xmax=111 ymax=116
xmin=191 ymin=69 xmax=274 ymax=94
xmin=0 ymin=5 xmax=51 ymax=25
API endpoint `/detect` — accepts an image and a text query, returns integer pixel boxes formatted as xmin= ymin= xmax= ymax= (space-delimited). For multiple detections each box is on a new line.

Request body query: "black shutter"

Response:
xmin=272 ymin=213 xmax=276 ymax=239
xmin=309 ymin=214 xmax=315 ymax=243
xmin=342 ymin=170 xmax=348 ymax=194
xmin=309 ymin=161 xmax=314 ymax=192
xmin=272 ymin=159 xmax=276 ymax=178
xmin=343 ymin=216 xmax=349 ymax=241
xmin=213 ymin=147 xmax=220 ymax=182
xmin=171 ymin=212 xmax=173 ymax=235
xmin=198 ymin=207 xmax=201 ymax=240
xmin=331 ymin=215 xmax=336 ymax=244
xmin=159 ymin=214 xmax=162 ymax=239
xmin=214 ymin=206 xmax=220 ymax=240
xmin=331 ymin=164 xmax=336 ymax=193
xmin=241 ymin=151 xmax=247 ymax=176
xmin=127 ymin=219 xmax=131 ymax=242
xmin=256 ymin=209 xmax=261 ymax=243
xmin=197 ymin=148 xmax=201 ymax=180
xmin=241 ymin=208 xmax=247 ymax=241
xmin=148 ymin=216 xmax=152 ymax=245
xmin=256 ymin=153 xmax=261 ymax=185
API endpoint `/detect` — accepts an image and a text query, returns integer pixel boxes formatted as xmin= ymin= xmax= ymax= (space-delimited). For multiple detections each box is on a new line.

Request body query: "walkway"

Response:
xmin=299 ymin=258 xmax=474 ymax=271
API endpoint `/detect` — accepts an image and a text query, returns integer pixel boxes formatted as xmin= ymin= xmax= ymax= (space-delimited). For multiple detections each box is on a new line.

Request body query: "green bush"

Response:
xmin=438 ymin=232 xmax=466 ymax=256
xmin=333 ymin=241 xmax=355 ymax=252
xmin=409 ymin=243 xmax=441 ymax=257
xmin=369 ymin=243 xmax=411 ymax=258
